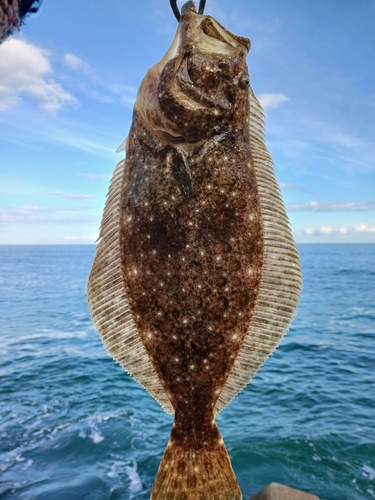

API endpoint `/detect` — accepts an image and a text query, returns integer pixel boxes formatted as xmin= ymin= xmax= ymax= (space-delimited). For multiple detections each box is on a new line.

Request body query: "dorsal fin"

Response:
xmin=87 ymin=159 xmax=174 ymax=414
xmin=215 ymin=90 xmax=302 ymax=414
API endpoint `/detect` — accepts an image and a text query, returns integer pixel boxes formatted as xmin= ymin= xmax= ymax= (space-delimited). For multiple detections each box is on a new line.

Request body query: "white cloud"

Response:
xmin=62 ymin=55 xmax=136 ymax=107
xmin=320 ymin=226 xmax=334 ymax=234
xmin=2 ymin=109 xmax=119 ymax=159
xmin=287 ymin=201 xmax=375 ymax=212
xmin=258 ymin=92 xmax=290 ymax=111
xmin=64 ymin=53 xmax=92 ymax=73
xmin=51 ymin=191 xmax=92 ymax=200
xmin=303 ymin=224 xmax=375 ymax=236
xmin=79 ymin=173 xmax=108 ymax=180
xmin=109 ymin=84 xmax=137 ymax=108
xmin=0 ymin=206 xmax=97 ymax=225
xmin=0 ymin=39 xmax=77 ymax=114
xmin=269 ymin=116 xmax=375 ymax=173
xmin=279 ymin=182 xmax=308 ymax=192
xmin=355 ymin=224 xmax=375 ymax=233
xmin=64 ymin=235 xmax=97 ymax=242
xmin=88 ymin=90 xmax=114 ymax=103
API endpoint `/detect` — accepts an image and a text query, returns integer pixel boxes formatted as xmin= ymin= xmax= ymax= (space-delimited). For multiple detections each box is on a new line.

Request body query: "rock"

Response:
xmin=249 ymin=482 xmax=320 ymax=500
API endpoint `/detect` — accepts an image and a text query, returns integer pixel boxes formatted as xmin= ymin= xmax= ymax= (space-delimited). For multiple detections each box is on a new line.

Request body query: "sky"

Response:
xmin=0 ymin=0 xmax=374 ymax=244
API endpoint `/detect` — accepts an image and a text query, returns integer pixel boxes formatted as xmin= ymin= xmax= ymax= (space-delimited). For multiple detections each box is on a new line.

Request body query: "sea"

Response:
xmin=0 ymin=244 xmax=374 ymax=500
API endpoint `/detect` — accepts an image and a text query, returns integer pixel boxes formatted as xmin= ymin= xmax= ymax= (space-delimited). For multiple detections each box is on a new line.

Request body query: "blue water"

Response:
xmin=0 ymin=244 xmax=374 ymax=500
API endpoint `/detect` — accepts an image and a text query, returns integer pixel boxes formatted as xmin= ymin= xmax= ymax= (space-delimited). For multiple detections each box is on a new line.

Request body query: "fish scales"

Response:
xmin=88 ymin=2 xmax=302 ymax=498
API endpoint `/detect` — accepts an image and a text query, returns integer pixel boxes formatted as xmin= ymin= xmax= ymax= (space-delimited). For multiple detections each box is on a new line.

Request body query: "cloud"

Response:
xmin=304 ymin=224 xmax=375 ymax=236
xmin=287 ymin=201 xmax=375 ymax=212
xmin=279 ymin=183 xmax=309 ymax=192
xmin=0 ymin=39 xmax=77 ymax=114
xmin=258 ymin=93 xmax=290 ymax=111
xmin=0 ymin=206 xmax=97 ymax=225
xmin=51 ymin=191 xmax=92 ymax=200
xmin=79 ymin=173 xmax=108 ymax=180
xmin=61 ymin=59 xmax=136 ymax=106
xmin=64 ymin=235 xmax=97 ymax=242
xmin=109 ymin=84 xmax=137 ymax=108
xmin=63 ymin=54 xmax=137 ymax=107
xmin=354 ymin=224 xmax=375 ymax=233
xmin=87 ymin=90 xmax=114 ymax=103
xmin=268 ymin=116 xmax=375 ymax=173
xmin=2 ymin=109 xmax=119 ymax=159
xmin=64 ymin=53 xmax=92 ymax=73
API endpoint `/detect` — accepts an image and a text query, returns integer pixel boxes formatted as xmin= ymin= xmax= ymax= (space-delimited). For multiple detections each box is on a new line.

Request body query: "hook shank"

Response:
xmin=170 ymin=0 xmax=181 ymax=22
xmin=198 ymin=0 xmax=206 ymax=15
xmin=170 ymin=0 xmax=206 ymax=22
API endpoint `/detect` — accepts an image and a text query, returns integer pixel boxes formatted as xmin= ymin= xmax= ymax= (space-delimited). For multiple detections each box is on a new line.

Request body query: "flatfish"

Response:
xmin=87 ymin=2 xmax=302 ymax=498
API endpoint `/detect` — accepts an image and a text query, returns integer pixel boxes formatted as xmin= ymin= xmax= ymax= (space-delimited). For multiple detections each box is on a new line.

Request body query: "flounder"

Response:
xmin=88 ymin=2 xmax=302 ymax=498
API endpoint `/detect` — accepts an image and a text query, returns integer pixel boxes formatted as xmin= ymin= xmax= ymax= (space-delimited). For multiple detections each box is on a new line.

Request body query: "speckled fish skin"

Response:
xmin=87 ymin=2 xmax=302 ymax=499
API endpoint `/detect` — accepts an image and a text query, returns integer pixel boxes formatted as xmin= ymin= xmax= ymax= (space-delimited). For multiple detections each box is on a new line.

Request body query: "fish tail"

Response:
xmin=151 ymin=422 xmax=242 ymax=500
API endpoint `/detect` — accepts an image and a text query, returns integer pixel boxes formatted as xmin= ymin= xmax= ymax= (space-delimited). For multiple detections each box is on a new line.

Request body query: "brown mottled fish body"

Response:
xmin=88 ymin=2 xmax=302 ymax=499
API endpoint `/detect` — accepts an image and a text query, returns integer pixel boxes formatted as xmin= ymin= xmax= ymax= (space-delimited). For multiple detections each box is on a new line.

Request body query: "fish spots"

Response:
xmin=169 ymin=274 xmax=180 ymax=288
xmin=120 ymin=90 xmax=263 ymax=450
xmin=229 ymin=259 xmax=241 ymax=272
xmin=232 ymin=277 xmax=242 ymax=287
xmin=238 ymin=292 xmax=250 ymax=307
xmin=141 ymin=278 xmax=154 ymax=290
xmin=187 ymin=476 xmax=197 ymax=488
xmin=216 ymin=276 xmax=227 ymax=287
xmin=136 ymin=297 xmax=149 ymax=313
xmin=156 ymin=320 xmax=173 ymax=333
xmin=217 ymin=296 xmax=229 ymax=311
xmin=177 ymin=461 xmax=186 ymax=474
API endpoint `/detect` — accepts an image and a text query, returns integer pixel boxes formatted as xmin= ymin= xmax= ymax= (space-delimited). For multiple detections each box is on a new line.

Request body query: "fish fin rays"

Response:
xmin=151 ymin=426 xmax=242 ymax=499
xmin=116 ymin=136 xmax=128 ymax=153
xmin=214 ymin=89 xmax=302 ymax=414
xmin=87 ymin=159 xmax=174 ymax=415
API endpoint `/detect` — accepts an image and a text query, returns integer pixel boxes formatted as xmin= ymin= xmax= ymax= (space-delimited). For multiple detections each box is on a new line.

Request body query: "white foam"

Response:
xmin=89 ymin=429 xmax=104 ymax=444
xmin=107 ymin=460 xmax=128 ymax=479
xmin=125 ymin=461 xmax=143 ymax=495
xmin=88 ymin=420 xmax=105 ymax=444
xmin=51 ymin=422 xmax=71 ymax=434
xmin=107 ymin=461 xmax=122 ymax=479
xmin=363 ymin=465 xmax=375 ymax=481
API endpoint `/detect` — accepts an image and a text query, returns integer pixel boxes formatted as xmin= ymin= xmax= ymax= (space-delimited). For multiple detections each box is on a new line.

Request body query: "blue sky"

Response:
xmin=0 ymin=0 xmax=374 ymax=244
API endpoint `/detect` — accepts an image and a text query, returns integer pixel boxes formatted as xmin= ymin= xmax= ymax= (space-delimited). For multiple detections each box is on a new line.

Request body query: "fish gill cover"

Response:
xmin=87 ymin=1 xmax=302 ymax=498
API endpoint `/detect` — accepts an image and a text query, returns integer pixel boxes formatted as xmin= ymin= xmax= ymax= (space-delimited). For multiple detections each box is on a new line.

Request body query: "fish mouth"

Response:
xmin=134 ymin=2 xmax=251 ymax=146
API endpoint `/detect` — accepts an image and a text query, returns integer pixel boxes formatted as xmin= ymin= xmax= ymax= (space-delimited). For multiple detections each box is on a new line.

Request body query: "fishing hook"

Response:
xmin=198 ymin=0 xmax=206 ymax=15
xmin=170 ymin=0 xmax=207 ymax=22
xmin=170 ymin=0 xmax=181 ymax=22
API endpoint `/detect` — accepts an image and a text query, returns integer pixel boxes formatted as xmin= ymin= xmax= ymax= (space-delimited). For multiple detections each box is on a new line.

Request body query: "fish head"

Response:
xmin=135 ymin=1 xmax=251 ymax=146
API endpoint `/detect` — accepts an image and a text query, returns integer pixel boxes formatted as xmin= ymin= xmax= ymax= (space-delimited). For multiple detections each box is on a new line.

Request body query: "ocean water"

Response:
xmin=0 ymin=244 xmax=374 ymax=500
